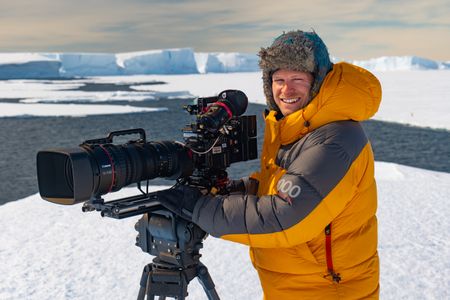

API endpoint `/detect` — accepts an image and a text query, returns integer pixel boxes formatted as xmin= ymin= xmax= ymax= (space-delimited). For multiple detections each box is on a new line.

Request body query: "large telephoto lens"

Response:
xmin=37 ymin=141 xmax=193 ymax=205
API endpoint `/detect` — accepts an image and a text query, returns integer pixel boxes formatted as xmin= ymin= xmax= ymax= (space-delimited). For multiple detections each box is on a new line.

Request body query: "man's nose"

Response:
xmin=282 ymin=81 xmax=295 ymax=94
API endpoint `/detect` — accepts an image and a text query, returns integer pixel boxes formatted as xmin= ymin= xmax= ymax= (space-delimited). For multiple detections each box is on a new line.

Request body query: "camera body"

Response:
xmin=36 ymin=90 xmax=257 ymax=206
xmin=182 ymin=94 xmax=257 ymax=190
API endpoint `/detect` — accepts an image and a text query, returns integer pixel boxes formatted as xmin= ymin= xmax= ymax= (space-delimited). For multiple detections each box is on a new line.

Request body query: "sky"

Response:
xmin=0 ymin=0 xmax=449 ymax=60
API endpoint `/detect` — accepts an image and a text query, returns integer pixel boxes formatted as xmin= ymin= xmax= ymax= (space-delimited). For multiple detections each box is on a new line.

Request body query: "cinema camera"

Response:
xmin=36 ymin=90 xmax=257 ymax=300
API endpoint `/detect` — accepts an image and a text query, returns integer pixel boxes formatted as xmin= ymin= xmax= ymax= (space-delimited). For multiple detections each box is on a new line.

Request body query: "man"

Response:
xmin=158 ymin=30 xmax=382 ymax=299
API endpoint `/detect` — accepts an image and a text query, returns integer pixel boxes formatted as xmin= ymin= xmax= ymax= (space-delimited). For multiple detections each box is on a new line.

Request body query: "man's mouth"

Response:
xmin=280 ymin=98 xmax=300 ymax=104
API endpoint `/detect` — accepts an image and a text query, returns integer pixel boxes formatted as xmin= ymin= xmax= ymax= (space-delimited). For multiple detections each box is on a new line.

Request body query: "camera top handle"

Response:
xmin=82 ymin=128 xmax=147 ymax=145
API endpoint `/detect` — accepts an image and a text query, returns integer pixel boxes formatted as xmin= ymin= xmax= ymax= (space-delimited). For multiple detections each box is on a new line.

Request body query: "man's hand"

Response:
xmin=156 ymin=184 xmax=204 ymax=221
xmin=226 ymin=177 xmax=259 ymax=195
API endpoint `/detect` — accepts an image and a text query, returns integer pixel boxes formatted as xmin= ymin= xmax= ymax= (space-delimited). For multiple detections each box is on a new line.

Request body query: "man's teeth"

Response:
xmin=282 ymin=98 xmax=299 ymax=104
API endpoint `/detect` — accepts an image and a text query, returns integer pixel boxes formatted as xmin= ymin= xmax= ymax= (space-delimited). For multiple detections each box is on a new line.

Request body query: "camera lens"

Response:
xmin=37 ymin=141 xmax=193 ymax=205
xmin=64 ymin=157 xmax=74 ymax=193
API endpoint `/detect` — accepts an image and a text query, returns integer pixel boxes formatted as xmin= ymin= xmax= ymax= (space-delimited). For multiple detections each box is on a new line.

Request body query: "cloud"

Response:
xmin=0 ymin=0 xmax=449 ymax=60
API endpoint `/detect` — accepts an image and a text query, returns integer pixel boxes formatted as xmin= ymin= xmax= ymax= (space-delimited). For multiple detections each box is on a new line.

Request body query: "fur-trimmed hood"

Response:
xmin=259 ymin=30 xmax=333 ymax=114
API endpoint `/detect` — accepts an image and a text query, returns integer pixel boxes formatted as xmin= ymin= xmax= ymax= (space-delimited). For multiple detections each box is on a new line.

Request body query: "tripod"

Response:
xmin=82 ymin=191 xmax=221 ymax=299
xmin=134 ymin=211 xmax=220 ymax=300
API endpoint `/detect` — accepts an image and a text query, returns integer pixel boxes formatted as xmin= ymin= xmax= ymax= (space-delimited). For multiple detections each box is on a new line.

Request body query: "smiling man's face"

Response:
xmin=272 ymin=69 xmax=314 ymax=116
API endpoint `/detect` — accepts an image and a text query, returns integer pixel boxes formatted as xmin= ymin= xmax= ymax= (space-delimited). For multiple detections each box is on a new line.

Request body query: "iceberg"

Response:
xmin=116 ymin=48 xmax=198 ymax=75
xmin=0 ymin=53 xmax=61 ymax=79
xmin=0 ymin=50 xmax=449 ymax=80
xmin=195 ymin=52 xmax=259 ymax=73
xmin=43 ymin=53 xmax=120 ymax=77
xmin=350 ymin=56 xmax=442 ymax=71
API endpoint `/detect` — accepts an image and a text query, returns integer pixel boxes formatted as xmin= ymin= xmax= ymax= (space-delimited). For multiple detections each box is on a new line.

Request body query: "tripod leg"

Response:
xmin=137 ymin=264 xmax=154 ymax=300
xmin=196 ymin=263 xmax=220 ymax=300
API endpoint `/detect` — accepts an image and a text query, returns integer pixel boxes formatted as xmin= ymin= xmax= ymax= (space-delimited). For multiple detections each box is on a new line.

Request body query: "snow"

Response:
xmin=0 ymin=185 xmax=261 ymax=300
xmin=0 ymin=162 xmax=449 ymax=299
xmin=375 ymin=163 xmax=450 ymax=299
xmin=0 ymin=77 xmax=195 ymax=105
xmin=1 ymin=50 xmax=449 ymax=80
xmin=0 ymin=102 xmax=166 ymax=117
xmin=372 ymin=70 xmax=450 ymax=129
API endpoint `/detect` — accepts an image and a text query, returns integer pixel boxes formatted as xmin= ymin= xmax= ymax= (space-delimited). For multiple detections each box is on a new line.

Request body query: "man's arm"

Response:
xmin=192 ymin=122 xmax=370 ymax=248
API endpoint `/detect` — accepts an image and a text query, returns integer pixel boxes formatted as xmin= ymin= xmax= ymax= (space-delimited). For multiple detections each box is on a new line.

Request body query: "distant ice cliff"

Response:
xmin=0 ymin=49 xmax=448 ymax=79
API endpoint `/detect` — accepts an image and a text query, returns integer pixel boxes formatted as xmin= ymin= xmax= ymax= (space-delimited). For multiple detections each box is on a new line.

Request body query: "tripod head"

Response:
xmin=135 ymin=210 xmax=206 ymax=268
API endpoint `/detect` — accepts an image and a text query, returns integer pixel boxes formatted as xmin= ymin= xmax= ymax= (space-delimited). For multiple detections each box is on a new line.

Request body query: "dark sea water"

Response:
xmin=1 ymin=98 xmax=449 ymax=206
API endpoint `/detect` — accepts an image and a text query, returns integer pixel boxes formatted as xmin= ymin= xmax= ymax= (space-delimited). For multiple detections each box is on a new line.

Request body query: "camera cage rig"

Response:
xmin=74 ymin=93 xmax=257 ymax=300
xmin=80 ymin=91 xmax=257 ymax=218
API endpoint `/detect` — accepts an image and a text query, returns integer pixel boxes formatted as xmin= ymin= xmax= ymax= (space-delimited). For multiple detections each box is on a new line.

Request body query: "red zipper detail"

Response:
xmin=325 ymin=223 xmax=341 ymax=283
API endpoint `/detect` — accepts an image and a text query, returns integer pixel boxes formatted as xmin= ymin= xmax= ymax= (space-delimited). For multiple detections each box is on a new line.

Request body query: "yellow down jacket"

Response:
xmin=192 ymin=62 xmax=382 ymax=299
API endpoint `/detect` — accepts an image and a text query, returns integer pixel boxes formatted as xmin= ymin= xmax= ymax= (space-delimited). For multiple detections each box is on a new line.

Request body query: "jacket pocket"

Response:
xmin=295 ymin=243 xmax=320 ymax=265
xmin=251 ymin=243 xmax=323 ymax=275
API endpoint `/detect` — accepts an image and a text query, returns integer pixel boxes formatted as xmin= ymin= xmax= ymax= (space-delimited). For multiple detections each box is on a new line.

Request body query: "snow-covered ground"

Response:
xmin=1 ymin=162 xmax=449 ymax=299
